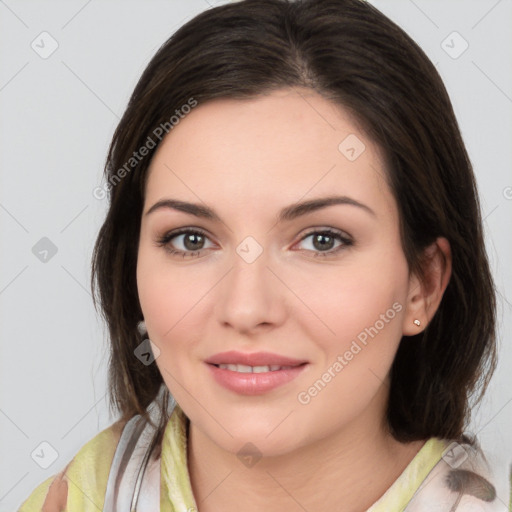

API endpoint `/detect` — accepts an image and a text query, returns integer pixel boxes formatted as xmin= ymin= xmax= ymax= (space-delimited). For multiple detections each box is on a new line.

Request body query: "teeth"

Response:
xmin=235 ymin=364 xmax=252 ymax=373
xmin=254 ymin=365 xmax=272 ymax=373
xmin=217 ymin=364 xmax=295 ymax=372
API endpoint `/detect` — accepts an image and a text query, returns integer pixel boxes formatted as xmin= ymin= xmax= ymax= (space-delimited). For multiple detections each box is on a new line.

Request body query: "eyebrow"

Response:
xmin=144 ymin=195 xmax=376 ymax=222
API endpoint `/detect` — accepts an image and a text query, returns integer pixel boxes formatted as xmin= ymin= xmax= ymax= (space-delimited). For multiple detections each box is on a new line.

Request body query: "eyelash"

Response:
xmin=154 ymin=227 xmax=353 ymax=259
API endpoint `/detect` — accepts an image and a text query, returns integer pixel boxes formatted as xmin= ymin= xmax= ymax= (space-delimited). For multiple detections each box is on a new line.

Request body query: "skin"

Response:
xmin=136 ymin=87 xmax=452 ymax=512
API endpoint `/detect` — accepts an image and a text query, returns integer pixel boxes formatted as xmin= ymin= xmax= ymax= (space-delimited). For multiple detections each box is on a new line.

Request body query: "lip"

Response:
xmin=205 ymin=350 xmax=308 ymax=367
xmin=206 ymin=362 xmax=309 ymax=395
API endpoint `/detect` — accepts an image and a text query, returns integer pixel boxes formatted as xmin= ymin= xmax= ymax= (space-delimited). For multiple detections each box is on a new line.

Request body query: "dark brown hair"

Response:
xmin=91 ymin=0 xmax=497 ymax=445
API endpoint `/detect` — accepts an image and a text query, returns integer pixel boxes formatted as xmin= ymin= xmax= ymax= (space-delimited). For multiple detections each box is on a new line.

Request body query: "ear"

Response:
xmin=402 ymin=237 xmax=452 ymax=336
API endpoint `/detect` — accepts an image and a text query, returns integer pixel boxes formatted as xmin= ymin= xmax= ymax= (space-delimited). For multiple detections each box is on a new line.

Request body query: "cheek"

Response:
xmin=137 ymin=240 xmax=188 ymax=317
xmin=136 ymin=245 xmax=187 ymax=346
xmin=299 ymin=256 xmax=408 ymax=344
xmin=293 ymin=248 xmax=409 ymax=400
xmin=137 ymin=246 xmax=167 ymax=331
xmin=136 ymin=245 xmax=213 ymax=373
xmin=294 ymin=271 xmax=407 ymax=435
xmin=137 ymin=253 xmax=196 ymax=398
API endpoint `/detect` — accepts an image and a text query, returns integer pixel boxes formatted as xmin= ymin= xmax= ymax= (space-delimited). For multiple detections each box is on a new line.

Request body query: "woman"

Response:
xmin=19 ymin=0 xmax=510 ymax=510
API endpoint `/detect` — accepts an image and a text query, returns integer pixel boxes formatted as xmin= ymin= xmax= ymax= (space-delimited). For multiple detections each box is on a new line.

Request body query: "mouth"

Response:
xmin=209 ymin=363 xmax=307 ymax=373
xmin=206 ymin=361 xmax=309 ymax=395
xmin=205 ymin=350 xmax=308 ymax=368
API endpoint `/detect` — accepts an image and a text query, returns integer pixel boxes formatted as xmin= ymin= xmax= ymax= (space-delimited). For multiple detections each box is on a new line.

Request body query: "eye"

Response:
xmin=155 ymin=228 xmax=214 ymax=258
xmin=295 ymin=228 xmax=353 ymax=257
xmin=155 ymin=227 xmax=353 ymax=259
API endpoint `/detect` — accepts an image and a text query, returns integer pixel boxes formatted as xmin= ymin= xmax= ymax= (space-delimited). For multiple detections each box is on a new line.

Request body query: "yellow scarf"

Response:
xmin=22 ymin=402 xmax=503 ymax=511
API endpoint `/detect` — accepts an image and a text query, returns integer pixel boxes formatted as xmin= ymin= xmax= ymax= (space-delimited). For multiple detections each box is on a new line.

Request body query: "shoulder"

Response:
xmin=405 ymin=438 xmax=512 ymax=511
xmin=18 ymin=418 xmax=127 ymax=512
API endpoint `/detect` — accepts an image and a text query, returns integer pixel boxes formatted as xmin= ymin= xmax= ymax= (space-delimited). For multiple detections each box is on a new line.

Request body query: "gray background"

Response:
xmin=1 ymin=0 xmax=511 ymax=510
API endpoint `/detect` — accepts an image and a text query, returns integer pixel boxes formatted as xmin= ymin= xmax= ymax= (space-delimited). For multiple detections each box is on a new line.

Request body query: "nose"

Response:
xmin=216 ymin=244 xmax=287 ymax=335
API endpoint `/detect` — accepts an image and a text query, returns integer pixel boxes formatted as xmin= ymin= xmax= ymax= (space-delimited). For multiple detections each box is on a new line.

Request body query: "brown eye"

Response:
xmin=181 ymin=232 xmax=205 ymax=251
xmin=296 ymin=229 xmax=353 ymax=257
xmin=155 ymin=228 xmax=214 ymax=257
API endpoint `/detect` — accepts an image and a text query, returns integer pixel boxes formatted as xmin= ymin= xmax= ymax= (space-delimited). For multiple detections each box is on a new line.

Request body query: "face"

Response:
xmin=137 ymin=88 xmax=413 ymax=457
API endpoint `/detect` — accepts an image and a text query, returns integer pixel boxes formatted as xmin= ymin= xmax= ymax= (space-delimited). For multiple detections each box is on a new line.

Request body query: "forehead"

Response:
xmin=144 ymin=88 xmax=394 ymax=220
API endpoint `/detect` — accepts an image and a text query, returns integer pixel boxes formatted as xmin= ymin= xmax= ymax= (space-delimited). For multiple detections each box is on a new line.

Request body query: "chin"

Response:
xmin=220 ymin=432 xmax=300 ymax=461
xmin=195 ymin=412 xmax=306 ymax=458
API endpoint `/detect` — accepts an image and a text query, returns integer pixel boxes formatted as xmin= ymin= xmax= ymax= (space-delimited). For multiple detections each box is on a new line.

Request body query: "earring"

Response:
xmin=413 ymin=319 xmax=421 ymax=326
xmin=137 ymin=320 xmax=147 ymax=335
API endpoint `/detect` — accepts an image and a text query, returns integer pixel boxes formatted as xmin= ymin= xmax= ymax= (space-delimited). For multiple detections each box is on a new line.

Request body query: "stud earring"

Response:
xmin=137 ymin=320 xmax=147 ymax=335
xmin=413 ymin=319 xmax=421 ymax=326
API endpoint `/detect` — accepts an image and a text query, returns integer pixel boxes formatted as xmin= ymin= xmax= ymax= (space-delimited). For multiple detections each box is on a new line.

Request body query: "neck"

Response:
xmin=186 ymin=391 xmax=426 ymax=512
